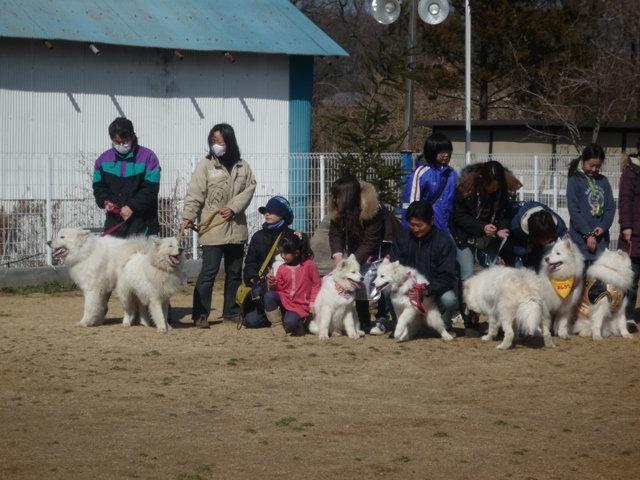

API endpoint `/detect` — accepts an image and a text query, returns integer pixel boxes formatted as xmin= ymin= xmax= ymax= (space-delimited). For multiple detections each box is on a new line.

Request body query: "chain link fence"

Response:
xmin=0 ymin=152 xmax=622 ymax=268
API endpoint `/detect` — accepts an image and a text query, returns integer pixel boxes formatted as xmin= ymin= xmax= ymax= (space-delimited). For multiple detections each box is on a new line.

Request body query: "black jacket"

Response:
xmin=449 ymin=189 xmax=512 ymax=247
xmin=390 ymin=227 xmax=457 ymax=298
xmin=243 ymin=223 xmax=291 ymax=284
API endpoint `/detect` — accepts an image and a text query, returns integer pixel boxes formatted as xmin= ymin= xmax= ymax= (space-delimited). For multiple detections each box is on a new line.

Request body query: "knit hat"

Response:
xmin=258 ymin=196 xmax=294 ymax=225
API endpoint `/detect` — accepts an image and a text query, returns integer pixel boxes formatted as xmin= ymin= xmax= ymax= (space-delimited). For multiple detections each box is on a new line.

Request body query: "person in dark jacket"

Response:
xmin=242 ymin=196 xmax=294 ymax=328
xmin=328 ymin=176 xmax=402 ymax=332
xmin=618 ymin=139 xmax=640 ymax=332
xmin=509 ymin=201 xmax=567 ymax=270
xmin=389 ymin=201 xmax=458 ymax=333
xmin=93 ymin=117 xmax=161 ymax=237
xmin=449 ymin=161 xmax=522 ymax=334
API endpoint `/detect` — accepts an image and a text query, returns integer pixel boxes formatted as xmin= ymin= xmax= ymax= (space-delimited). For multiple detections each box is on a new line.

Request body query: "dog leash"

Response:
xmin=406 ymin=272 xmax=428 ymax=314
xmin=101 ymin=203 xmax=126 ymax=237
xmin=177 ymin=208 xmax=228 ymax=243
xmin=485 ymin=233 xmax=510 ymax=267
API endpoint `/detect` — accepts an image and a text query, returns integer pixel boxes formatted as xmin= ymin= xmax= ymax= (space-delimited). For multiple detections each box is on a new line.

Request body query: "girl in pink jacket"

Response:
xmin=265 ymin=231 xmax=321 ymax=337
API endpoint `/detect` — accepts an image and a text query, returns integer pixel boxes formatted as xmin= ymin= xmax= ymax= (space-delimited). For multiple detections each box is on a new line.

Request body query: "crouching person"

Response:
xmin=265 ymin=231 xmax=321 ymax=337
xmin=383 ymin=201 xmax=458 ymax=336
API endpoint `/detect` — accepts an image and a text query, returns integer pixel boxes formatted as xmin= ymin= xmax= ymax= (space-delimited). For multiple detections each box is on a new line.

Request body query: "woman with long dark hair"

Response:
xmin=182 ymin=123 xmax=256 ymax=328
xmin=449 ymin=160 xmax=521 ymax=334
xmin=328 ymin=176 xmax=402 ymax=333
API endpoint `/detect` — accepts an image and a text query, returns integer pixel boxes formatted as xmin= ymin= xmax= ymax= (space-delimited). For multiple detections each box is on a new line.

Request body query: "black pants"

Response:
xmin=192 ymin=244 xmax=244 ymax=320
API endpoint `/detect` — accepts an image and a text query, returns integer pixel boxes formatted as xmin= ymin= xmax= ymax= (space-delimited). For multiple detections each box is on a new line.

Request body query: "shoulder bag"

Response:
xmin=236 ymin=231 xmax=283 ymax=308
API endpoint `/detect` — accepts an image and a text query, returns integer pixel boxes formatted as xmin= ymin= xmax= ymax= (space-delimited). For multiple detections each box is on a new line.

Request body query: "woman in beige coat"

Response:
xmin=182 ymin=124 xmax=256 ymax=328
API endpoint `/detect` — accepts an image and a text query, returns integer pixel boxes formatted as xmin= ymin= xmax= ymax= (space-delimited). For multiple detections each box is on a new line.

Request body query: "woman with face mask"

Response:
xmin=93 ymin=117 xmax=161 ymax=238
xmin=182 ymin=123 xmax=257 ymax=328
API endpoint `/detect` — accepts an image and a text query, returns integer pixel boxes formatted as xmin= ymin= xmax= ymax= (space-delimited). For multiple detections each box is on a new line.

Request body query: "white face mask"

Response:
xmin=211 ymin=144 xmax=226 ymax=157
xmin=113 ymin=142 xmax=132 ymax=155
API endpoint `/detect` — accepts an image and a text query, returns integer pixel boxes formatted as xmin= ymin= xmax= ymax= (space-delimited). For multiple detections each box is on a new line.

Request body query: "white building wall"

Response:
xmin=0 ymin=39 xmax=290 ymax=206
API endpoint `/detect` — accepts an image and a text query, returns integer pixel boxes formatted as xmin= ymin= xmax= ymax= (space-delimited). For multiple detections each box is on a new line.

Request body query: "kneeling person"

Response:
xmin=379 ymin=201 xmax=458 ymax=335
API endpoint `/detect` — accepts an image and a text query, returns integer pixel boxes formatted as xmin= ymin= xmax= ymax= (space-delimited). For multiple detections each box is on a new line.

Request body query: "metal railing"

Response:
xmin=0 ymin=152 xmax=623 ymax=268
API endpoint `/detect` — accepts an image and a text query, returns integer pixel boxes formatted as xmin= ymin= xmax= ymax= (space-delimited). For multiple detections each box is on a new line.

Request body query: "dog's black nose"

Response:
xmin=178 ymin=248 xmax=184 ymax=254
xmin=46 ymin=240 xmax=51 ymax=247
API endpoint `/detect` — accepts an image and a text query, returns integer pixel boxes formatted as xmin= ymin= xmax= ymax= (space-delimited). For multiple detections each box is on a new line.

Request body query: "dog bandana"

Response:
xmin=550 ymin=276 xmax=576 ymax=298
xmin=577 ymin=277 xmax=625 ymax=319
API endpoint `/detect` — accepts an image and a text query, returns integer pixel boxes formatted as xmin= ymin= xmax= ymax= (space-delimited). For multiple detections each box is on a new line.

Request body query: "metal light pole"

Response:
xmin=465 ymin=0 xmax=471 ymax=164
xmin=403 ymin=0 xmax=418 ymax=150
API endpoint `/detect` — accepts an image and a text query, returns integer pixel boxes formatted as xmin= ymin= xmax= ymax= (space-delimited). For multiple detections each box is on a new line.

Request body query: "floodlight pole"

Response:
xmin=403 ymin=0 xmax=417 ymax=150
xmin=465 ymin=0 xmax=471 ymax=164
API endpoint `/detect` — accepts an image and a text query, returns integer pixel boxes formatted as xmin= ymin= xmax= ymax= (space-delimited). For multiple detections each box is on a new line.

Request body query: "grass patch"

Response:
xmin=392 ymin=456 xmax=411 ymax=463
xmin=433 ymin=432 xmax=449 ymax=438
xmin=2 ymin=281 xmax=74 ymax=294
xmin=275 ymin=417 xmax=296 ymax=427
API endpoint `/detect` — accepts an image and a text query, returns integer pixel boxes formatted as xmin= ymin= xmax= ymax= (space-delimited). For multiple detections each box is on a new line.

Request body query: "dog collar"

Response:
xmin=334 ymin=282 xmax=355 ymax=299
xmin=550 ymin=276 xmax=576 ymax=298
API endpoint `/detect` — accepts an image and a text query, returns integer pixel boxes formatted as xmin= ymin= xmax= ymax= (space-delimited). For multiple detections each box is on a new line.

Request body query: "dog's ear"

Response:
xmin=79 ymin=229 xmax=91 ymax=237
xmin=152 ymin=237 xmax=162 ymax=247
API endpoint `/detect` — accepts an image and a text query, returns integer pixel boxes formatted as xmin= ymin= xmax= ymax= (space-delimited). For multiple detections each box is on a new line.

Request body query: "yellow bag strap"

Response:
xmin=258 ymin=231 xmax=284 ymax=277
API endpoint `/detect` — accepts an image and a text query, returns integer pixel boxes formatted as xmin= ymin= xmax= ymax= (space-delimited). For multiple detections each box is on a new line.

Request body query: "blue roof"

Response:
xmin=0 ymin=0 xmax=348 ymax=56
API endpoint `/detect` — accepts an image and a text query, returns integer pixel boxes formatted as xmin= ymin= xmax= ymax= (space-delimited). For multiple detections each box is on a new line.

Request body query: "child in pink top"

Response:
xmin=265 ymin=231 xmax=321 ymax=336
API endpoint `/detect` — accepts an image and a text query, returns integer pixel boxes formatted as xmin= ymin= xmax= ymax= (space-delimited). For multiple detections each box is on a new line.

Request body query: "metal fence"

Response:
xmin=0 ymin=152 xmax=623 ymax=268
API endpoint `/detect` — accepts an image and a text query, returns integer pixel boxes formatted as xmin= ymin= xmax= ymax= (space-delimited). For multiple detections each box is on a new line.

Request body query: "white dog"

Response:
xmin=572 ymin=249 xmax=634 ymax=340
xmin=48 ymin=228 xmax=147 ymax=327
xmin=373 ymin=258 xmax=454 ymax=342
xmin=539 ymin=237 xmax=585 ymax=339
xmin=309 ymin=254 xmax=364 ymax=340
xmin=464 ymin=265 xmax=554 ymax=349
xmin=116 ymin=237 xmax=184 ymax=333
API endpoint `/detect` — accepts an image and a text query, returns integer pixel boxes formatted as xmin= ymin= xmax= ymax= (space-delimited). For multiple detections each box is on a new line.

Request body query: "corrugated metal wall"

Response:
xmin=0 ymin=38 xmax=291 ymax=203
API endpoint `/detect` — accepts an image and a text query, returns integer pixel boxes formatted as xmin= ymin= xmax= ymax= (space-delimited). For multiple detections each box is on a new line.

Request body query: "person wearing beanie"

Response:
xmin=242 ymin=196 xmax=294 ymax=328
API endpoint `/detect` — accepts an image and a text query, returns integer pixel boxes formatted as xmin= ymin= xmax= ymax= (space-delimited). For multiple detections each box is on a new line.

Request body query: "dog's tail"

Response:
xmin=516 ymin=300 xmax=543 ymax=337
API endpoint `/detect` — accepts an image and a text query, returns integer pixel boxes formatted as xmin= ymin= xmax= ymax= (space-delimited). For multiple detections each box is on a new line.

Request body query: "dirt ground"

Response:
xmin=1 ymin=282 xmax=640 ymax=480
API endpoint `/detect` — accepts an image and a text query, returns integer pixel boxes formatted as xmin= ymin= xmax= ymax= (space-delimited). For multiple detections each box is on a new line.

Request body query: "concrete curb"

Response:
xmin=1 ymin=260 xmax=203 ymax=289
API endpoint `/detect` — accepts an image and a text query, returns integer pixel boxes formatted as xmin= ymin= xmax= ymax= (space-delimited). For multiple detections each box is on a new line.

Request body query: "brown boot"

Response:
xmin=265 ymin=309 xmax=286 ymax=337
xmin=194 ymin=315 xmax=210 ymax=329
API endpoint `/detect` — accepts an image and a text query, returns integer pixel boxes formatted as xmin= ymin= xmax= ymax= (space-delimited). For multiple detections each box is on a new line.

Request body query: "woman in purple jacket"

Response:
xmin=618 ymin=138 xmax=640 ymax=332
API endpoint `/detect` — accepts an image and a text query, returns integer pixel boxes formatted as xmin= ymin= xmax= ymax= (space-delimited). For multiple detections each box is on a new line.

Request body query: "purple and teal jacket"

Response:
xmin=92 ymin=143 xmax=161 ymax=237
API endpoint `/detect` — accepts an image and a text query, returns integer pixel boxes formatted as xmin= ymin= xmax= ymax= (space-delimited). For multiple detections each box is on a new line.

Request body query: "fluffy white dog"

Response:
xmin=309 ymin=254 xmax=364 ymax=340
xmin=373 ymin=258 xmax=454 ymax=342
xmin=47 ymin=228 xmax=146 ymax=327
xmin=572 ymin=249 xmax=634 ymax=340
xmin=464 ymin=265 xmax=554 ymax=349
xmin=116 ymin=237 xmax=184 ymax=333
xmin=539 ymin=237 xmax=585 ymax=339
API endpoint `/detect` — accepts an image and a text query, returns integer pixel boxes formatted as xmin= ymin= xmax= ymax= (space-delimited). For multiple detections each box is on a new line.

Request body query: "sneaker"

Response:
xmin=627 ymin=320 xmax=638 ymax=333
xmin=445 ymin=328 xmax=457 ymax=339
xmin=289 ymin=324 xmax=305 ymax=337
xmin=369 ymin=318 xmax=393 ymax=336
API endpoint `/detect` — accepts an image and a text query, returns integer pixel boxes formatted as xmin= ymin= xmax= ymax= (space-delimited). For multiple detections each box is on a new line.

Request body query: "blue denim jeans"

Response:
xmin=264 ymin=290 xmax=303 ymax=331
xmin=192 ymin=244 xmax=244 ymax=320
xmin=383 ymin=288 xmax=457 ymax=330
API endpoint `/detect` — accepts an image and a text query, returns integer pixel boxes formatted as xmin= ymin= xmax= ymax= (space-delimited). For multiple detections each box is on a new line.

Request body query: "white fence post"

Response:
xmin=45 ymin=155 xmax=53 ymax=266
xmin=320 ymin=154 xmax=326 ymax=217
xmin=191 ymin=155 xmax=199 ymax=261
xmin=553 ymin=170 xmax=558 ymax=211
xmin=518 ymin=175 xmax=524 ymax=202
xmin=534 ymin=155 xmax=539 ymax=202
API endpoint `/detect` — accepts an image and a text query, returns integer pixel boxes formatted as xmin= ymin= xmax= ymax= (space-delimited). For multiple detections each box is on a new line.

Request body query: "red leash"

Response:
xmin=101 ymin=202 xmax=127 ymax=237
xmin=406 ymin=272 xmax=428 ymax=314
